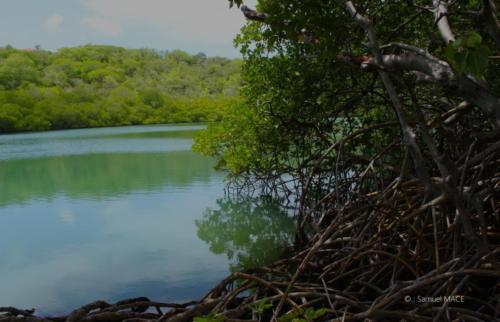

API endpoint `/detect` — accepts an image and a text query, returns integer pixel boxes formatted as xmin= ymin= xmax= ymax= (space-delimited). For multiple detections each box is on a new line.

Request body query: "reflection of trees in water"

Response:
xmin=0 ymin=151 xmax=215 ymax=207
xmin=196 ymin=197 xmax=295 ymax=270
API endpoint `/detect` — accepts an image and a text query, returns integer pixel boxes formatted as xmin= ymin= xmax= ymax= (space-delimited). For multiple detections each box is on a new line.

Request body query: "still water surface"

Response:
xmin=0 ymin=125 xmax=294 ymax=315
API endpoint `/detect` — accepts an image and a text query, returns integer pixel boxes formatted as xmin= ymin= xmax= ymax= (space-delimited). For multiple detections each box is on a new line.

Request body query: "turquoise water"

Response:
xmin=0 ymin=124 xmax=295 ymax=316
xmin=0 ymin=125 xmax=228 ymax=315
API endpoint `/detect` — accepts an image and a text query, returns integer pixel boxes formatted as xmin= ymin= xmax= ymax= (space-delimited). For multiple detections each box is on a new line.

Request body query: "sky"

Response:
xmin=0 ymin=0 xmax=258 ymax=58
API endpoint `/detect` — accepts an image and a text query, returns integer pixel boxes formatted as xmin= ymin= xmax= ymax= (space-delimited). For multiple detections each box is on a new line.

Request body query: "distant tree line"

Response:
xmin=0 ymin=45 xmax=242 ymax=133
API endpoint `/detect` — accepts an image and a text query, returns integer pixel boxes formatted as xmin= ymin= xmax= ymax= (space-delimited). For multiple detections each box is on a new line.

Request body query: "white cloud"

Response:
xmin=44 ymin=14 xmax=64 ymax=32
xmin=81 ymin=16 xmax=123 ymax=36
xmin=79 ymin=0 xmax=258 ymax=43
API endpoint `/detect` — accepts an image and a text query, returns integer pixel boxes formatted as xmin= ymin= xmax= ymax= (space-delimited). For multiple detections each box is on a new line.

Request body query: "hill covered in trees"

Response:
xmin=0 ymin=45 xmax=242 ymax=133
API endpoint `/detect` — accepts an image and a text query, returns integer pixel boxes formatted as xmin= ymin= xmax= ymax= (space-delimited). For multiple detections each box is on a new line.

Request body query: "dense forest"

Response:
xmin=0 ymin=45 xmax=242 ymax=132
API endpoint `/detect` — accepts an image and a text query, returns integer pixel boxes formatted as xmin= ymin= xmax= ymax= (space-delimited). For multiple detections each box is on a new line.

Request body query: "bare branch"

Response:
xmin=345 ymin=1 xmax=433 ymax=191
xmin=360 ymin=52 xmax=500 ymax=127
xmin=433 ymin=0 xmax=456 ymax=44
xmin=241 ymin=5 xmax=269 ymax=23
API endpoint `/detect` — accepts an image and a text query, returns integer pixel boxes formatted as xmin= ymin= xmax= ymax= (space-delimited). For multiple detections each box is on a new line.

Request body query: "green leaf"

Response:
xmin=466 ymin=32 xmax=482 ymax=48
xmin=312 ymin=308 xmax=329 ymax=319
xmin=193 ymin=313 xmax=224 ymax=322
xmin=445 ymin=32 xmax=490 ymax=77
xmin=454 ymin=51 xmax=469 ymax=74
xmin=228 ymin=0 xmax=243 ymax=8
xmin=445 ymin=43 xmax=457 ymax=62
xmin=303 ymin=308 xmax=316 ymax=321
xmin=279 ymin=309 xmax=304 ymax=322
xmin=467 ymin=0 xmax=479 ymax=9
xmin=467 ymin=45 xmax=490 ymax=76
xmin=257 ymin=299 xmax=273 ymax=313
xmin=303 ymin=307 xmax=329 ymax=321
xmin=193 ymin=318 xmax=211 ymax=322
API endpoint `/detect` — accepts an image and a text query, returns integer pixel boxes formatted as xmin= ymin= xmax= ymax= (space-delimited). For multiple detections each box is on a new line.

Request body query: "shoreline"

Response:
xmin=0 ymin=121 xmax=215 ymax=136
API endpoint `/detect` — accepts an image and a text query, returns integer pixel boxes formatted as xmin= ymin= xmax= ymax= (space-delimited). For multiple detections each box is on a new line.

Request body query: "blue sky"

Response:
xmin=0 ymin=0 xmax=257 ymax=57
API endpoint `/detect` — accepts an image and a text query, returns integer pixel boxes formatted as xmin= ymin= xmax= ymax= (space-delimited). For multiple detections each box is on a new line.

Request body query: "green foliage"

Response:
xmin=279 ymin=308 xmax=329 ymax=322
xmin=0 ymin=54 xmax=40 ymax=89
xmin=466 ymin=0 xmax=479 ymax=9
xmin=0 ymin=45 xmax=242 ymax=132
xmin=193 ymin=313 xmax=224 ymax=322
xmin=193 ymin=102 xmax=267 ymax=174
xmin=199 ymin=0 xmax=395 ymax=181
xmin=445 ymin=32 xmax=490 ymax=77
xmin=246 ymin=298 xmax=274 ymax=321
xmin=250 ymin=299 xmax=273 ymax=314
xmin=199 ymin=0 xmax=499 ymax=195
xmin=228 ymin=0 xmax=243 ymax=8
xmin=0 ymin=103 xmax=22 ymax=131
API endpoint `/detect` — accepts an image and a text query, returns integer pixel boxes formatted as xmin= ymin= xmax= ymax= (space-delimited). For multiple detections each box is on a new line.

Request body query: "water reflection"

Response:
xmin=196 ymin=197 xmax=296 ymax=270
xmin=0 ymin=124 xmax=205 ymax=161
xmin=0 ymin=151 xmax=216 ymax=207
xmin=0 ymin=125 xmax=296 ymax=314
xmin=0 ymin=125 xmax=228 ymax=314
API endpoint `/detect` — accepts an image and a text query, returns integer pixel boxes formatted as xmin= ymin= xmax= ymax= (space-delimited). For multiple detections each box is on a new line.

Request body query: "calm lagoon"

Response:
xmin=0 ymin=124 xmax=294 ymax=315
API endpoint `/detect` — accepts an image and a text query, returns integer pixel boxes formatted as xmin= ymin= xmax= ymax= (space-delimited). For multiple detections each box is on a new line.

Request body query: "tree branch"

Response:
xmin=361 ymin=52 xmax=500 ymax=127
xmin=241 ymin=5 xmax=269 ymax=23
xmin=480 ymin=0 xmax=500 ymax=51
xmin=344 ymin=1 xmax=434 ymax=193
xmin=433 ymin=0 xmax=456 ymax=44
